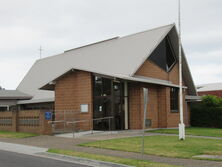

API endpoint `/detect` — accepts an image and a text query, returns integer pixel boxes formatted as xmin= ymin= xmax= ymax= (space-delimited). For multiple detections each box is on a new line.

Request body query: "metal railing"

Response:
xmin=48 ymin=116 xmax=114 ymax=138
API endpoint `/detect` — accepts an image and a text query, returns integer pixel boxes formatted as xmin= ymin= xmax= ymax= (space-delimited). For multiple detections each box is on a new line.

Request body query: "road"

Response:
xmin=0 ymin=150 xmax=91 ymax=167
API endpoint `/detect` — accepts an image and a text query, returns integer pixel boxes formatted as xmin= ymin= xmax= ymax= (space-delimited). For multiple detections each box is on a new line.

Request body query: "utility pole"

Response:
xmin=39 ymin=46 xmax=43 ymax=59
xmin=178 ymin=0 xmax=185 ymax=140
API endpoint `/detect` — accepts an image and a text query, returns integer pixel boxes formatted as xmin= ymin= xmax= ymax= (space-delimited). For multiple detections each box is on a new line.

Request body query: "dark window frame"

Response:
xmin=166 ymin=37 xmax=177 ymax=72
xmin=170 ymin=87 xmax=179 ymax=113
xmin=148 ymin=36 xmax=177 ymax=72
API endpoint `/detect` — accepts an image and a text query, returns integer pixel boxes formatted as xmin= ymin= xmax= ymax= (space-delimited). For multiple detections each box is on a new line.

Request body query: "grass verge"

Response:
xmin=146 ymin=127 xmax=222 ymax=138
xmin=80 ymin=135 xmax=222 ymax=159
xmin=48 ymin=148 xmax=180 ymax=167
xmin=0 ymin=131 xmax=39 ymax=138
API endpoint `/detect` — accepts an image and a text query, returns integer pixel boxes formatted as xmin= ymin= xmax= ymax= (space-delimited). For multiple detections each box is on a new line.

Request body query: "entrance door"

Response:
xmin=113 ymin=82 xmax=125 ymax=130
xmin=93 ymin=76 xmax=126 ymax=130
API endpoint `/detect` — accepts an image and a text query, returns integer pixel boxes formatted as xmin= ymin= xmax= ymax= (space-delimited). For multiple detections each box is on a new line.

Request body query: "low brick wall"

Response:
xmin=0 ymin=110 xmax=52 ymax=135
xmin=0 ymin=111 xmax=16 ymax=132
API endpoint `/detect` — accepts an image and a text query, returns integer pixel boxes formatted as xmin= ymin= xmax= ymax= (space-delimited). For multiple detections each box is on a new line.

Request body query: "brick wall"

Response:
xmin=128 ymin=83 xmax=142 ymax=129
xmin=0 ymin=110 xmax=52 ymax=135
xmin=198 ymin=90 xmax=222 ymax=98
xmin=135 ymin=60 xmax=180 ymax=85
xmin=129 ymin=60 xmax=190 ymax=129
xmin=55 ymin=70 xmax=93 ymax=131
xmin=157 ymin=87 xmax=168 ymax=128
xmin=128 ymin=84 xmax=189 ymax=129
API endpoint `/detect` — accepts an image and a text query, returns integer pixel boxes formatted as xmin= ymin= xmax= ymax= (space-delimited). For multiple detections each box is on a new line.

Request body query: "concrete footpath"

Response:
xmin=0 ymin=133 xmax=222 ymax=167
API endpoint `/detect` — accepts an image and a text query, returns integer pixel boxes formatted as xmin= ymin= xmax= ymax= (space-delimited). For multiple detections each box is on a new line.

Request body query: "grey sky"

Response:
xmin=0 ymin=0 xmax=222 ymax=89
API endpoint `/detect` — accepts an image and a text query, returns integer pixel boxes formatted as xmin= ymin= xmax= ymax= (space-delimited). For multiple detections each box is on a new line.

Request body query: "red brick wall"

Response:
xmin=128 ymin=83 xmax=142 ymax=129
xmin=198 ymin=90 xmax=222 ymax=98
xmin=0 ymin=110 xmax=52 ymax=135
xmin=128 ymin=84 xmax=189 ymax=129
xmin=129 ymin=60 xmax=190 ymax=129
xmin=55 ymin=71 xmax=93 ymax=131
xmin=135 ymin=60 xmax=180 ymax=85
xmin=157 ymin=87 xmax=168 ymax=128
xmin=54 ymin=63 xmax=190 ymax=130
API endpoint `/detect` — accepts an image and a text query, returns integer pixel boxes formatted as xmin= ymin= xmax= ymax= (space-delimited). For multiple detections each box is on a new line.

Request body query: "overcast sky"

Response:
xmin=0 ymin=0 xmax=222 ymax=89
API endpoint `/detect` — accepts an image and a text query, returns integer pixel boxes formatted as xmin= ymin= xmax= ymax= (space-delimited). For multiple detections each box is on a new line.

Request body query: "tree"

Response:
xmin=201 ymin=95 xmax=222 ymax=107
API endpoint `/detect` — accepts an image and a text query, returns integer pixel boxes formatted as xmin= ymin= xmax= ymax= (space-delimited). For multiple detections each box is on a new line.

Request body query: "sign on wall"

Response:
xmin=80 ymin=104 xmax=88 ymax=113
xmin=45 ymin=112 xmax=52 ymax=120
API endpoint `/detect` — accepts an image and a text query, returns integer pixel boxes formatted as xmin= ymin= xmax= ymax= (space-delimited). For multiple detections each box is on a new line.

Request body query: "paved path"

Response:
xmin=0 ymin=150 xmax=91 ymax=167
xmin=0 ymin=132 xmax=222 ymax=167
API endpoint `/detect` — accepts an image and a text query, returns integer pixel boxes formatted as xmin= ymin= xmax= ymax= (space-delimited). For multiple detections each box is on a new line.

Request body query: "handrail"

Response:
xmin=66 ymin=116 xmax=114 ymax=125
xmin=48 ymin=120 xmax=66 ymax=124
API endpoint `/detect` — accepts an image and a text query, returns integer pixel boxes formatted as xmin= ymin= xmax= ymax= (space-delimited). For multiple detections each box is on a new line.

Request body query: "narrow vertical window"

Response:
xmin=170 ymin=88 xmax=179 ymax=113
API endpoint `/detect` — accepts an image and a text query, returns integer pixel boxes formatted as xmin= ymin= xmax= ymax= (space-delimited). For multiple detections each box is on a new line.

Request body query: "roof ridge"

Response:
xmin=120 ymin=23 xmax=175 ymax=39
xmin=33 ymin=24 xmax=175 ymax=63
xmin=64 ymin=37 xmax=119 ymax=53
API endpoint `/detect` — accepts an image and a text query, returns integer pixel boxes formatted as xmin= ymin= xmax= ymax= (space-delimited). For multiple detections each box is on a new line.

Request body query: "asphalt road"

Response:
xmin=0 ymin=150 xmax=91 ymax=167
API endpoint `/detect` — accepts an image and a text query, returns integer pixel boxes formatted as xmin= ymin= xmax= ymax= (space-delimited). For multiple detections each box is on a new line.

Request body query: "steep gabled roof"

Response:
xmin=17 ymin=24 xmax=196 ymax=103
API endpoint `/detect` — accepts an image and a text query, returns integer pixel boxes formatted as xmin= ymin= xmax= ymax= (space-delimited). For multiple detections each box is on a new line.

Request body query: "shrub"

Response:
xmin=191 ymin=101 xmax=222 ymax=128
xmin=201 ymin=95 xmax=222 ymax=107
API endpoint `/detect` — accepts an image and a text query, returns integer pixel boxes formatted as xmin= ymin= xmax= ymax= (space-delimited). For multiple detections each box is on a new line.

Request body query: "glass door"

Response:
xmin=93 ymin=75 xmax=125 ymax=130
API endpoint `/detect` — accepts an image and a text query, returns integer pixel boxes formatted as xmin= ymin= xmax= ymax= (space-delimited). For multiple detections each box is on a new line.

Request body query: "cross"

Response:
xmin=39 ymin=46 xmax=43 ymax=59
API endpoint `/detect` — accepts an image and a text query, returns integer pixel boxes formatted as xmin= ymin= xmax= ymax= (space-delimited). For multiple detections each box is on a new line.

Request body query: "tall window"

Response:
xmin=170 ymin=88 xmax=179 ymax=113
xmin=148 ymin=36 xmax=176 ymax=72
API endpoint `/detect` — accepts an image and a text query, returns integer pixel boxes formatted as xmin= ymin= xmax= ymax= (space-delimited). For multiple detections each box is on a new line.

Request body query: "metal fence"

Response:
xmin=48 ymin=110 xmax=114 ymax=136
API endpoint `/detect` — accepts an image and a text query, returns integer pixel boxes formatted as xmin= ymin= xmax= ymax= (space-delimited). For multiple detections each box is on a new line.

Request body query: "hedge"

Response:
xmin=191 ymin=103 xmax=222 ymax=128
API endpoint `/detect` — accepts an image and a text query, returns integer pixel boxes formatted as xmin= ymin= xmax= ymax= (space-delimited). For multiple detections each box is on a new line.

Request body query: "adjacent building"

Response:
xmin=197 ymin=83 xmax=222 ymax=97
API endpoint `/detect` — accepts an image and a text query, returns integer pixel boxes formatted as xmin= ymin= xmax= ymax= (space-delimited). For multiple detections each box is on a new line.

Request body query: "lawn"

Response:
xmin=48 ymin=148 xmax=180 ymax=167
xmin=80 ymin=136 xmax=222 ymax=159
xmin=146 ymin=127 xmax=222 ymax=138
xmin=0 ymin=131 xmax=39 ymax=138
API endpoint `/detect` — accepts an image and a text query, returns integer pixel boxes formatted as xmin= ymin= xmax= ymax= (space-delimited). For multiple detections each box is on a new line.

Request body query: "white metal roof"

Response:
xmin=197 ymin=83 xmax=222 ymax=92
xmin=0 ymin=90 xmax=32 ymax=100
xmin=16 ymin=24 xmax=196 ymax=104
xmin=17 ymin=97 xmax=54 ymax=104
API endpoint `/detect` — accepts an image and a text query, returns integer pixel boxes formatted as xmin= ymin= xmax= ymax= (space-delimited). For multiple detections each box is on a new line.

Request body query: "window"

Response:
xmin=170 ymin=88 xmax=179 ymax=112
xmin=0 ymin=106 xmax=9 ymax=112
xmin=93 ymin=76 xmax=111 ymax=97
xmin=166 ymin=38 xmax=176 ymax=71
xmin=148 ymin=36 xmax=176 ymax=72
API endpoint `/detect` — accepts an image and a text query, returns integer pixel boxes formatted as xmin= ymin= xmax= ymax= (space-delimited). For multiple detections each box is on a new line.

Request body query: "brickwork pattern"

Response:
xmin=0 ymin=110 xmax=52 ymax=135
xmin=135 ymin=60 xmax=180 ymax=85
xmin=55 ymin=71 xmax=93 ymax=131
xmin=129 ymin=60 xmax=190 ymax=129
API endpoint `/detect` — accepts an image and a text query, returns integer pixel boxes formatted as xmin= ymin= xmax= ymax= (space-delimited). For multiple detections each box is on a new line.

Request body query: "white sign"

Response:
xmin=80 ymin=104 xmax=88 ymax=113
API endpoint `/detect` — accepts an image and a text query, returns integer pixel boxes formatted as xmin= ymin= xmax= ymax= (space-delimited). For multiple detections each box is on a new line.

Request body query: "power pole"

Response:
xmin=178 ymin=0 xmax=185 ymax=140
